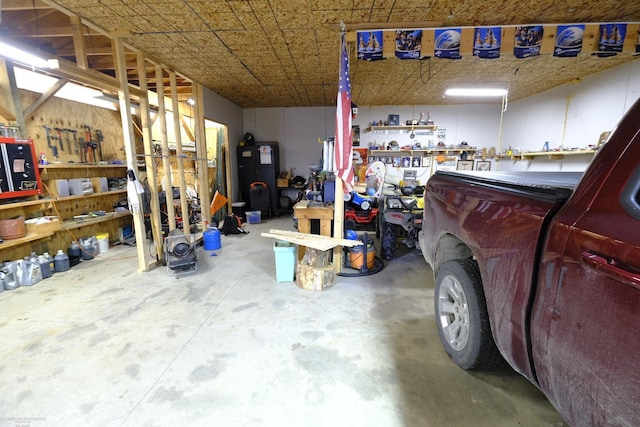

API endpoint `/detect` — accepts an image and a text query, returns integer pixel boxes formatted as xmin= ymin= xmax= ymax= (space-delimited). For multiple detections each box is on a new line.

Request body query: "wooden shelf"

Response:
xmin=38 ymin=163 xmax=127 ymax=170
xmin=0 ymin=230 xmax=55 ymax=250
xmin=368 ymin=124 xmax=438 ymax=133
xmin=498 ymin=150 xmax=597 ymax=161
xmin=62 ymin=211 xmax=130 ymax=230
xmin=369 ymin=148 xmax=476 ymax=156
xmin=0 ymin=190 xmax=126 ymax=213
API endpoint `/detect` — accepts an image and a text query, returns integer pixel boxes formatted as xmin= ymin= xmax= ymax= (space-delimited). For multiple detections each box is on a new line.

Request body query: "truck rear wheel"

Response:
xmin=435 ymin=259 xmax=504 ymax=370
xmin=380 ymin=217 xmax=397 ymax=260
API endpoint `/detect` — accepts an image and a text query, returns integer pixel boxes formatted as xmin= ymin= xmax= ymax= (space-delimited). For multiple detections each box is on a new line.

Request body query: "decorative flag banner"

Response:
xmin=395 ymin=30 xmax=423 ymax=59
xmin=357 ymin=31 xmax=384 ymax=61
xmin=435 ymin=28 xmax=461 ymax=59
xmin=554 ymin=25 xmax=585 ymax=57
xmin=514 ymin=25 xmax=543 ymax=58
xmin=598 ymin=23 xmax=626 ymax=54
xmin=334 ymin=31 xmax=354 ymax=194
xmin=473 ymin=27 xmax=501 ymax=59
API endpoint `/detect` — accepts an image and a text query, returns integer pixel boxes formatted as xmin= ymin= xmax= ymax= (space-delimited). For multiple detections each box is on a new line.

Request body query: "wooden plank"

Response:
xmin=262 ymin=230 xmax=362 ymax=251
xmin=114 ymin=36 xmax=149 ymax=272
xmin=137 ymin=51 xmax=163 ymax=261
xmin=24 ymin=77 xmax=68 ymax=118
xmin=70 ymin=15 xmax=88 ymax=70
xmin=155 ymin=63 xmax=176 ymax=230
xmin=170 ymin=70 xmax=190 ymax=232
xmin=265 ymin=229 xmax=362 ymax=247
xmin=0 ymin=102 xmax=17 ymax=121
xmin=179 ymin=114 xmax=195 ymax=142
xmin=0 ymin=59 xmax=26 ymax=137
xmin=193 ymin=82 xmax=210 ymax=224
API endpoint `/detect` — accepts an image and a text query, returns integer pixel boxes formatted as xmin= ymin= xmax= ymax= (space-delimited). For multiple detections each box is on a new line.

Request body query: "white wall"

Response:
xmin=233 ymin=59 xmax=640 ymax=188
xmin=242 ymin=106 xmax=335 ymax=178
xmin=500 ymin=59 xmax=640 ymax=171
xmin=202 ymin=87 xmax=244 ymax=200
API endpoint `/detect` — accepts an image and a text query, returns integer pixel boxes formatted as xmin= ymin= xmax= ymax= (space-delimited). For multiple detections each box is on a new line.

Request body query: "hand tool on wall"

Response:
xmin=78 ymin=136 xmax=86 ymax=162
xmin=83 ymin=125 xmax=96 ymax=163
xmin=95 ymin=129 xmax=104 ymax=162
xmin=53 ymin=127 xmax=65 ymax=152
xmin=66 ymin=128 xmax=79 ymax=155
xmin=41 ymin=125 xmax=59 ymax=158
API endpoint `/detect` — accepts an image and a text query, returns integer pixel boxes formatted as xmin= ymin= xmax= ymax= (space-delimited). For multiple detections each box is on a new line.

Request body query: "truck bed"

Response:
xmin=435 ymin=171 xmax=583 ymax=203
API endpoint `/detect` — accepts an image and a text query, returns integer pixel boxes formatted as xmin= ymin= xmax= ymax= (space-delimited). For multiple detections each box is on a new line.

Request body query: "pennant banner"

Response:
xmin=554 ymin=25 xmax=585 ymax=57
xmin=514 ymin=25 xmax=543 ymax=58
xmin=357 ymin=31 xmax=384 ymax=61
xmin=435 ymin=28 xmax=461 ymax=59
xmin=395 ymin=30 xmax=423 ymax=59
xmin=598 ymin=23 xmax=626 ymax=54
xmin=473 ymin=27 xmax=501 ymax=59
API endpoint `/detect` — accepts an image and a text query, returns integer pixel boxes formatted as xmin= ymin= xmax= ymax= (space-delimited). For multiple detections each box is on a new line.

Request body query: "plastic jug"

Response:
xmin=203 ymin=227 xmax=222 ymax=250
xmin=38 ymin=254 xmax=52 ymax=279
xmin=20 ymin=254 xmax=43 ymax=286
xmin=54 ymin=250 xmax=70 ymax=272
xmin=2 ymin=261 xmax=19 ymax=290
xmin=44 ymin=252 xmax=55 ymax=274
xmin=80 ymin=237 xmax=97 ymax=260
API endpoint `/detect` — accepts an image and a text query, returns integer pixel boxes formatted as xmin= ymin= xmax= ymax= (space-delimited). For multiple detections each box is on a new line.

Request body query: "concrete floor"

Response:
xmin=0 ymin=216 xmax=565 ymax=427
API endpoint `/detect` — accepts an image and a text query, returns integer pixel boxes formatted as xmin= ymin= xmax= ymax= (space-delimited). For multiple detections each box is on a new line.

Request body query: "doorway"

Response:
xmin=205 ymin=118 xmax=231 ymax=222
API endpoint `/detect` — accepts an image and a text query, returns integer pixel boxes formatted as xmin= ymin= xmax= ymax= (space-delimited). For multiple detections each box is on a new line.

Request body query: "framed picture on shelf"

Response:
xmin=475 ymin=160 xmax=491 ymax=171
xmin=457 ymin=160 xmax=474 ymax=171
xmin=411 ymin=156 xmax=421 ymax=167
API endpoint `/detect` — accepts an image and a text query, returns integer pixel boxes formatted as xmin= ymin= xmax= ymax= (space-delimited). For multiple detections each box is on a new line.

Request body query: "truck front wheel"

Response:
xmin=435 ymin=259 xmax=504 ymax=370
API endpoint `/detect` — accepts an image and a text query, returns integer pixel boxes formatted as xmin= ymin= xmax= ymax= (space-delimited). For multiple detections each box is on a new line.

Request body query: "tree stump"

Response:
xmin=296 ymin=247 xmax=335 ymax=291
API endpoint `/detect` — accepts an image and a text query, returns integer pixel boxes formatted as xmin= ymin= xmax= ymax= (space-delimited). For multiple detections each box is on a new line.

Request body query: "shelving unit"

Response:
xmin=0 ymin=164 xmax=131 ymax=259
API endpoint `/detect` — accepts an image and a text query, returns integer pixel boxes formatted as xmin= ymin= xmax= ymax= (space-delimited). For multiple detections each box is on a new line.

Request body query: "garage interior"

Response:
xmin=1 ymin=0 xmax=639 ymax=425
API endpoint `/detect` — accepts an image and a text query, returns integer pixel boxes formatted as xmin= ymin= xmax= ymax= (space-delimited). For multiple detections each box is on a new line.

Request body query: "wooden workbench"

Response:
xmin=293 ymin=200 xmax=334 ymax=236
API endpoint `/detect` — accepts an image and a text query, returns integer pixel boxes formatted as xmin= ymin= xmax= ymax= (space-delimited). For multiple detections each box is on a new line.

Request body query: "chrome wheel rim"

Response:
xmin=438 ymin=274 xmax=470 ymax=351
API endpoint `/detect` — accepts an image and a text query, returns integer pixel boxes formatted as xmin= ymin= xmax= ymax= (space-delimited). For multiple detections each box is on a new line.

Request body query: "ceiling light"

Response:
xmin=445 ymin=88 xmax=508 ymax=97
xmin=0 ymin=41 xmax=57 ymax=69
xmin=186 ymin=98 xmax=195 ymax=106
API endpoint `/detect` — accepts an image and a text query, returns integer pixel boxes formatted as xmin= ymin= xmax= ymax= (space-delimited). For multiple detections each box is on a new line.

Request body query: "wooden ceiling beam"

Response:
xmin=1 ymin=0 xmax=52 ymax=11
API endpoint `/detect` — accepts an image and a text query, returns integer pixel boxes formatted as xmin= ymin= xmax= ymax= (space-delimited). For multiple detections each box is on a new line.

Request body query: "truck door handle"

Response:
xmin=581 ymin=251 xmax=640 ymax=290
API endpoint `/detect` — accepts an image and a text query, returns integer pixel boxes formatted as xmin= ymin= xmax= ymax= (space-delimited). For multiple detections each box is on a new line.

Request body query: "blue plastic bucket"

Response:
xmin=203 ymin=227 xmax=222 ymax=250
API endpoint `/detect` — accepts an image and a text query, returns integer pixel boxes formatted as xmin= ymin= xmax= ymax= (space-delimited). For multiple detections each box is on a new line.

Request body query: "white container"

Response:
xmin=96 ymin=233 xmax=109 ymax=253
xmin=245 ymin=210 xmax=261 ymax=224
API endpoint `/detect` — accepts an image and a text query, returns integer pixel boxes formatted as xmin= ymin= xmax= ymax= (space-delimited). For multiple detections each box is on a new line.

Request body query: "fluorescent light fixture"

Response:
xmin=14 ymin=66 xmax=117 ymax=110
xmin=445 ymin=88 xmax=508 ymax=97
xmin=0 ymin=41 xmax=56 ymax=69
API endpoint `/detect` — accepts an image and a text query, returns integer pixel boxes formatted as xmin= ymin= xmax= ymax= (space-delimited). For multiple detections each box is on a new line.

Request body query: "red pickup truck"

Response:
xmin=418 ymin=98 xmax=640 ymax=426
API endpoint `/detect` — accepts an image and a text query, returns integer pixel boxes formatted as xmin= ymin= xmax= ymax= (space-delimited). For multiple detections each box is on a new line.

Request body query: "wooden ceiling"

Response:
xmin=1 ymin=0 xmax=638 ymax=108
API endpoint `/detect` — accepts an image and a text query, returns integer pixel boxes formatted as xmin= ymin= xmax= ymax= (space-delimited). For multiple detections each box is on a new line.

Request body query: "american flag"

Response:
xmin=334 ymin=32 xmax=354 ymax=194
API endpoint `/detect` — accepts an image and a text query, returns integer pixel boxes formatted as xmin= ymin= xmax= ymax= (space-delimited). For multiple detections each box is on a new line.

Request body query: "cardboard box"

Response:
xmin=25 ymin=216 xmax=62 ymax=235
xmin=277 ymin=170 xmax=292 ymax=188
xmin=91 ymin=177 xmax=108 ymax=193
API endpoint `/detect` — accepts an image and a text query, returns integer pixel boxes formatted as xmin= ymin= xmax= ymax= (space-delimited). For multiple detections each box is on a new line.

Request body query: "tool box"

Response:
xmin=249 ymin=181 xmax=271 ymax=217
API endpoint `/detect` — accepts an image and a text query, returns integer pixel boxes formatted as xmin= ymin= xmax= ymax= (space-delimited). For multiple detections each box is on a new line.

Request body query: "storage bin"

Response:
xmin=246 ymin=210 xmax=261 ymax=224
xmin=273 ymin=240 xmax=297 ymax=282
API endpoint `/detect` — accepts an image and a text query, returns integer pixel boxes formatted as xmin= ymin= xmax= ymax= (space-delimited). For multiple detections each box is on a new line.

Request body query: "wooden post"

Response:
xmin=137 ymin=52 xmax=163 ymax=261
xmin=333 ymin=176 xmax=345 ymax=272
xmin=155 ymin=64 xmax=176 ymax=231
xmin=169 ymin=71 xmax=189 ymax=231
xmin=0 ymin=59 xmax=27 ymax=137
xmin=113 ymin=36 xmax=149 ymax=271
xmin=193 ymin=83 xmax=210 ymax=226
